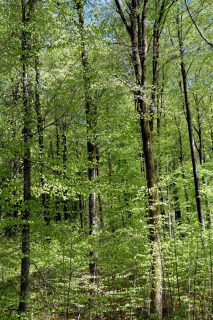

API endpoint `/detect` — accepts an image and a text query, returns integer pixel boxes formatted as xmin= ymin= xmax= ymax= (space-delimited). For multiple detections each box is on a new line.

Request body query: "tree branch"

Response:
xmin=114 ymin=0 xmax=131 ymax=34
xmin=184 ymin=0 xmax=213 ymax=48
xmin=32 ymin=108 xmax=69 ymax=137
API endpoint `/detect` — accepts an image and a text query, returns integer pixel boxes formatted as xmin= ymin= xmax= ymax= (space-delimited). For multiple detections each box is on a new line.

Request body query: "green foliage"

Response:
xmin=0 ymin=0 xmax=212 ymax=319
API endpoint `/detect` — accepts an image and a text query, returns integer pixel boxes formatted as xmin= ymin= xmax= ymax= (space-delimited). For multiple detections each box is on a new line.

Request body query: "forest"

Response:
xmin=0 ymin=0 xmax=212 ymax=319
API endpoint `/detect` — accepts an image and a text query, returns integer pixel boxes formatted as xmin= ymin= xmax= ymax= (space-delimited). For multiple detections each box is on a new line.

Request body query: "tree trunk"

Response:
xmin=76 ymin=0 xmax=99 ymax=234
xmin=5 ymin=84 xmax=20 ymax=237
xmin=194 ymin=94 xmax=211 ymax=225
xmin=18 ymin=0 xmax=37 ymax=315
xmin=177 ymin=17 xmax=204 ymax=227
xmin=174 ymin=114 xmax=189 ymax=214
xmin=96 ymin=146 xmax=104 ymax=228
xmin=75 ymin=2 xmax=99 ymax=317
xmin=55 ymin=119 xmax=61 ymax=221
xmin=79 ymin=193 xmax=84 ymax=229
xmin=61 ymin=121 xmax=69 ymax=220
xmin=139 ymin=101 xmax=162 ymax=318
xmin=114 ymin=1 xmax=163 ymax=318
xmin=34 ymin=53 xmax=50 ymax=225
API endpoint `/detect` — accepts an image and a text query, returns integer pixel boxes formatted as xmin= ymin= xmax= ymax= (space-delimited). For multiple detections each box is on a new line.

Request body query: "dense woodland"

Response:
xmin=0 ymin=0 xmax=212 ymax=319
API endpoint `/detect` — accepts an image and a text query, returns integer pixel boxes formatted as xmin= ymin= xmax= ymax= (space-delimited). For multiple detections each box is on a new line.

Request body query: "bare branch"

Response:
xmin=184 ymin=0 xmax=213 ymax=48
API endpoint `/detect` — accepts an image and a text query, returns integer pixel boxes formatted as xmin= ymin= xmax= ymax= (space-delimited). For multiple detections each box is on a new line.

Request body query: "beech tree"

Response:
xmin=113 ymin=0 xmax=164 ymax=318
xmin=75 ymin=2 xmax=100 ymax=317
xmin=0 ymin=0 xmax=212 ymax=319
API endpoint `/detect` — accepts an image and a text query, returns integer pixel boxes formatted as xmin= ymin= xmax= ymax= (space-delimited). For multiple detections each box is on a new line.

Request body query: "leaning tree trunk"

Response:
xmin=194 ymin=93 xmax=211 ymax=224
xmin=18 ymin=0 xmax=37 ymax=315
xmin=177 ymin=16 xmax=204 ymax=227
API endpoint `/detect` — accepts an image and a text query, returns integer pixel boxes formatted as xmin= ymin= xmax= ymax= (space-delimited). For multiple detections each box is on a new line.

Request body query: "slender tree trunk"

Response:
xmin=172 ymin=168 xmax=182 ymax=222
xmin=150 ymin=21 xmax=159 ymax=132
xmin=61 ymin=122 xmax=69 ymax=220
xmin=98 ymin=194 xmax=104 ymax=228
xmin=114 ymin=1 xmax=163 ymax=318
xmin=55 ymin=119 xmax=61 ymax=221
xmin=177 ymin=17 xmax=204 ymax=227
xmin=75 ymin=141 xmax=85 ymax=228
xmin=34 ymin=54 xmax=50 ymax=224
xmin=79 ymin=194 xmax=84 ymax=229
xmin=196 ymin=105 xmax=204 ymax=166
xmin=156 ymin=75 xmax=165 ymax=222
xmin=75 ymin=2 xmax=99 ymax=318
xmin=5 ymin=84 xmax=20 ymax=237
xmin=194 ymin=94 xmax=211 ymax=225
xmin=138 ymin=2 xmax=163 ymax=317
xmin=96 ymin=147 xmax=104 ymax=228
xmin=139 ymin=101 xmax=162 ymax=318
xmin=18 ymin=0 xmax=37 ymax=315
xmin=76 ymin=0 xmax=99 ymax=233
xmin=174 ymin=114 xmax=189 ymax=214
xmin=150 ymin=0 xmax=168 ymax=132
